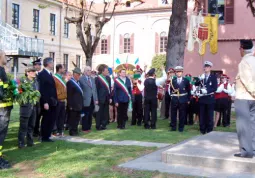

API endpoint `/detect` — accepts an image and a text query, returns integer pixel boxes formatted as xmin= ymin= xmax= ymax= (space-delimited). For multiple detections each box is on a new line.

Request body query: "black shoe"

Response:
xmin=41 ymin=139 xmax=54 ymax=142
xmin=144 ymin=126 xmax=150 ymax=129
xmin=234 ymin=153 xmax=253 ymax=158
xmin=33 ymin=133 xmax=39 ymax=137
xmin=120 ymin=127 xmax=126 ymax=130
xmin=137 ymin=123 xmax=142 ymax=126
xmin=18 ymin=144 xmax=25 ymax=149
xmin=0 ymin=158 xmax=11 ymax=169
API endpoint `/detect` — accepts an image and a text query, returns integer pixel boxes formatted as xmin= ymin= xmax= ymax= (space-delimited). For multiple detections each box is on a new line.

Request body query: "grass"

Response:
xmin=0 ymin=105 xmax=236 ymax=178
xmin=79 ymin=113 xmax=236 ymax=144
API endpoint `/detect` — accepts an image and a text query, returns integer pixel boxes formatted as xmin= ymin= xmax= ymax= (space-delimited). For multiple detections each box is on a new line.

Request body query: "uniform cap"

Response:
xmin=174 ymin=66 xmax=184 ymax=72
xmin=32 ymin=58 xmax=42 ymax=66
xmin=240 ymin=39 xmax=253 ymax=50
xmin=147 ymin=68 xmax=155 ymax=76
xmin=73 ymin=67 xmax=82 ymax=74
xmin=204 ymin=61 xmax=213 ymax=67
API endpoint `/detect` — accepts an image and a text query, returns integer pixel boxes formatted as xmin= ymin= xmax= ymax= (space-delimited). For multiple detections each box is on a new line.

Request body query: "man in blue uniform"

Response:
xmin=198 ymin=61 xmax=217 ymax=134
xmin=169 ymin=66 xmax=191 ymax=132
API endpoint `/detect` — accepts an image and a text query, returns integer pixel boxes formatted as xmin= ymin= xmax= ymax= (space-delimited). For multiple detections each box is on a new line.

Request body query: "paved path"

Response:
xmin=53 ymin=136 xmax=170 ymax=148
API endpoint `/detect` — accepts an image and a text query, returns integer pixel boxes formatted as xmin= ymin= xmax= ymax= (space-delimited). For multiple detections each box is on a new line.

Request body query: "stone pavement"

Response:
xmin=52 ymin=136 xmax=170 ymax=148
xmin=119 ymin=132 xmax=255 ymax=178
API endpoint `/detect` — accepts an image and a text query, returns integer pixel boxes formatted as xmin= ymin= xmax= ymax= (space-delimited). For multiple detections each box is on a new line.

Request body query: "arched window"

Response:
xmin=160 ymin=32 xmax=167 ymax=53
xmin=124 ymin=33 xmax=131 ymax=53
xmin=101 ymin=35 xmax=107 ymax=54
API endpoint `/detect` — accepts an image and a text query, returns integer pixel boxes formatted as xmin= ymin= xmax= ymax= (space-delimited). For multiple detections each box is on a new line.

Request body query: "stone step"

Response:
xmin=162 ymin=132 xmax=255 ymax=173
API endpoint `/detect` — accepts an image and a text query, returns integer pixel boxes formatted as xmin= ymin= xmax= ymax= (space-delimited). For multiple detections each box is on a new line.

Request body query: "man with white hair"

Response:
xmin=234 ymin=39 xmax=255 ymax=158
xmin=79 ymin=66 xmax=98 ymax=133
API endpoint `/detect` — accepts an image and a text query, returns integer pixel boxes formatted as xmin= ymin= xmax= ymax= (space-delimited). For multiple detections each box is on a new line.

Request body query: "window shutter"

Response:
xmin=119 ymin=34 xmax=123 ymax=54
xmin=95 ymin=40 xmax=100 ymax=55
xmin=130 ymin=33 xmax=134 ymax=54
xmin=107 ymin=35 xmax=111 ymax=54
xmin=155 ymin=32 xmax=159 ymax=54
xmin=225 ymin=0 xmax=234 ymax=24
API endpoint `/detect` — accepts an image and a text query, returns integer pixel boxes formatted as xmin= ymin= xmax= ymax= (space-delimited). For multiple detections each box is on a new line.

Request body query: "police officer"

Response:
xmin=198 ymin=61 xmax=217 ymax=134
xmin=169 ymin=66 xmax=191 ymax=132
xmin=18 ymin=64 xmax=39 ymax=148
xmin=0 ymin=51 xmax=13 ymax=169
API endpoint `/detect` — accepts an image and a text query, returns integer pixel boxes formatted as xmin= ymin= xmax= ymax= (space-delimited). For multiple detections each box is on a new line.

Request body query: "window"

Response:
xmin=124 ymin=34 xmax=130 ymax=53
xmin=50 ymin=13 xmax=56 ymax=35
xmin=64 ymin=22 xmax=69 ymax=38
xmin=208 ymin=0 xmax=226 ymax=24
xmin=76 ymin=55 xmax=81 ymax=68
xmin=12 ymin=3 xmax=19 ymax=28
xmin=33 ymin=9 xmax=40 ymax=32
xmin=49 ymin=52 xmax=55 ymax=60
xmin=101 ymin=36 xmax=107 ymax=54
xmin=63 ymin=54 xmax=69 ymax=70
xmin=160 ymin=32 xmax=167 ymax=53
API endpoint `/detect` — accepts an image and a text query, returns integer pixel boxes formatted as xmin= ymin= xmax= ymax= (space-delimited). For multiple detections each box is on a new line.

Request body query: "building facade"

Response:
xmin=0 ymin=0 xmax=254 ymax=80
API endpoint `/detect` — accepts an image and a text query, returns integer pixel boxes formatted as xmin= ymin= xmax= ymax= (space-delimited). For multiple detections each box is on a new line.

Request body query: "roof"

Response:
xmin=57 ymin=0 xmax=171 ymax=15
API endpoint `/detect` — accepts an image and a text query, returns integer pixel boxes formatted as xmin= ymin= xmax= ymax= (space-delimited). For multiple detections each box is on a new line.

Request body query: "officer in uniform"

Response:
xmin=18 ymin=64 xmax=39 ymax=148
xmin=0 ymin=51 xmax=13 ymax=169
xmin=32 ymin=58 xmax=42 ymax=137
xmin=169 ymin=66 xmax=191 ymax=132
xmin=198 ymin=61 xmax=217 ymax=134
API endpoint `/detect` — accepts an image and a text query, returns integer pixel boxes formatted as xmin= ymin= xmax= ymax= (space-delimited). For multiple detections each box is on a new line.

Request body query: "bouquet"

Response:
xmin=16 ymin=80 xmax=40 ymax=105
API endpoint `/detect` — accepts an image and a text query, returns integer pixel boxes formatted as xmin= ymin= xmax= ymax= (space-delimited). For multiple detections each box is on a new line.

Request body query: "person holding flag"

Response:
xmin=114 ymin=68 xmax=132 ymax=129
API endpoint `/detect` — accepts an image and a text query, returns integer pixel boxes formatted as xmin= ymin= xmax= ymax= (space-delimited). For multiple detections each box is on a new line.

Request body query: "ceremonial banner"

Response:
xmin=187 ymin=13 xmax=219 ymax=56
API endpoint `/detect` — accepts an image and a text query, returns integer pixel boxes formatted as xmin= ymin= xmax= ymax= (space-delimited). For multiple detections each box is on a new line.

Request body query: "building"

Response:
xmin=0 ymin=0 xmax=254 ymax=80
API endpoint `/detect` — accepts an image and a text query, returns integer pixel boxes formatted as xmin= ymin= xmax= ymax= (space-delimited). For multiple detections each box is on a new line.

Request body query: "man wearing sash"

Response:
xmin=198 ymin=61 xmax=217 ymax=134
xmin=114 ymin=69 xmax=132 ymax=129
xmin=53 ymin=64 xmax=66 ymax=136
xmin=95 ymin=64 xmax=111 ymax=130
xmin=66 ymin=68 xmax=83 ymax=136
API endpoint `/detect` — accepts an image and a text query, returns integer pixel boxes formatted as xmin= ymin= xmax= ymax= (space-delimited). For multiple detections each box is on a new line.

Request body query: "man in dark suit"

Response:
xmin=198 ymin=61 xmax=217 ymax=134
xmin=95 ymin=64 xmax=111 ymax=130
xmin=67 ymin=68 xmax=83 ymax=136
xmin=79 ymin=66 xmax=98 ymax=133
xmin=169 ymin=66 xmax=191 ymax=132
xmin=114 ymin=68 xmax=132 ymax=129
xmin=32 ymin=58 xmax=42 ymax=137
xmin=38 ymin=57 xmax=57 ymax=142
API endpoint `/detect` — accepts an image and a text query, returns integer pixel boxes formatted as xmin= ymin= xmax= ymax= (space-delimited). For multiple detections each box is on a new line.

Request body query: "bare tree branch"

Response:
xmin=247 ymin=0 xmax=255 ymax=17
xmin=102 ymin=1 xmax=108 ymax=19
xmin=85 ymin=1 xmax=94 ymax=20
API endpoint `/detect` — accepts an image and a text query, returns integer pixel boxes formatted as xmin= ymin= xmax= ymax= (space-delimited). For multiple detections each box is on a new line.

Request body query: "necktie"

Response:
xmin=88 ymin=77 xmax=92 ymax=87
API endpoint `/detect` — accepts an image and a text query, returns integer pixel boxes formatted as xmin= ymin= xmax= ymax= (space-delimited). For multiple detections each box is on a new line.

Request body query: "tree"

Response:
xmin=64 ymin=0 xmax=144 ymax=67
xmin=247 ymin=0 xmax=255 ymax=17
xmin=166 ymin=0 xmax=203 ymax=70
xmin=151 ymin=54 xmax=166 ymax=77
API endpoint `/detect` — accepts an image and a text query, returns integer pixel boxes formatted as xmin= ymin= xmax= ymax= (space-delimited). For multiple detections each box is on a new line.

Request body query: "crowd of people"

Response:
xmin=1 ymin=39 xmax=255 ymax=169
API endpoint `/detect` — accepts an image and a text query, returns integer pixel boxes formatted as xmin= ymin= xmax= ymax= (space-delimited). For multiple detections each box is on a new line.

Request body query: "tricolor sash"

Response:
xmin=98 ymin=75 xmax=110 ymax=94
xmin=54 ymin=74 xmax=66 ymax=88
xmin=70 ymin=78 xmax=83 ymax=95
xmin=115 ymin=78 xmax=131 ymax=100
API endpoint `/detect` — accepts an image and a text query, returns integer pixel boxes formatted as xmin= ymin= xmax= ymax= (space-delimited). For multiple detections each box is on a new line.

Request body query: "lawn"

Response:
xmin=0 ymin=105 xmax=236 ymax=178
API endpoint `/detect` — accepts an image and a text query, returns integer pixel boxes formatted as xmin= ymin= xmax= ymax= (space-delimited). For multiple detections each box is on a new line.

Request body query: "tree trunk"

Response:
xmin=86 ymin=55 xmax=92 ymax=67
xmin=166 ymin=0 xmax=188 ymax=70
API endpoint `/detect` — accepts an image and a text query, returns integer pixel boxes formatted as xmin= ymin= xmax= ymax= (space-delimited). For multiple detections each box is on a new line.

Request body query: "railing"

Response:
xmin=0 ymin=20 xmax=44 ymax=57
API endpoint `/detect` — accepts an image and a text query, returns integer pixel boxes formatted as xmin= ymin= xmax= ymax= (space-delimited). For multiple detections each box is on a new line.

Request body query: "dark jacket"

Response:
xmin=199 ymin=74 xmax=217 ymax=104
xmin=95 ymin=75 xmax=111 ymax=104
xmin=67 ymin=78 xmax=83 ymax=112
xmin=170 ymin=77 xmax=191 ymax=104
xmin=20 ymin=77 xmax=39 ymax=117
xmin=113 ymin=77 xmax=132 ymax=104
xmin=144 ymin=77 xmax=158 ymax=100
xmin=38 ymin=69 xmax=57 ymax=107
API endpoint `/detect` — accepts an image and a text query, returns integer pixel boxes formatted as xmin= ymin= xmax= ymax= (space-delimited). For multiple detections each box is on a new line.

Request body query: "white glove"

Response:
xmin=201 ymin=88 xmax=207 ymax=94
xmin=199 ymin=74 xmax=205 ymax=80
xmin=223 ymin=89 xmax=228 ymax=94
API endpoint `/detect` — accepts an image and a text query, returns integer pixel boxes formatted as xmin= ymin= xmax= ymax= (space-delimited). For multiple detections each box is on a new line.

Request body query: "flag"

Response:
xmin=116 ymin=58 xmax=121 ymax=65
xmin=134 ymin=58 xmax=139 ymax=64
xmin=108 ymin=67 xmax=113 ymax=75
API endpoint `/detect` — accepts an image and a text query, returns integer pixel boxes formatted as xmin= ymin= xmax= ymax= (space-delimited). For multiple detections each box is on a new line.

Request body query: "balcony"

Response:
xmin=0 ymin=21 xmax=44 ymax=57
